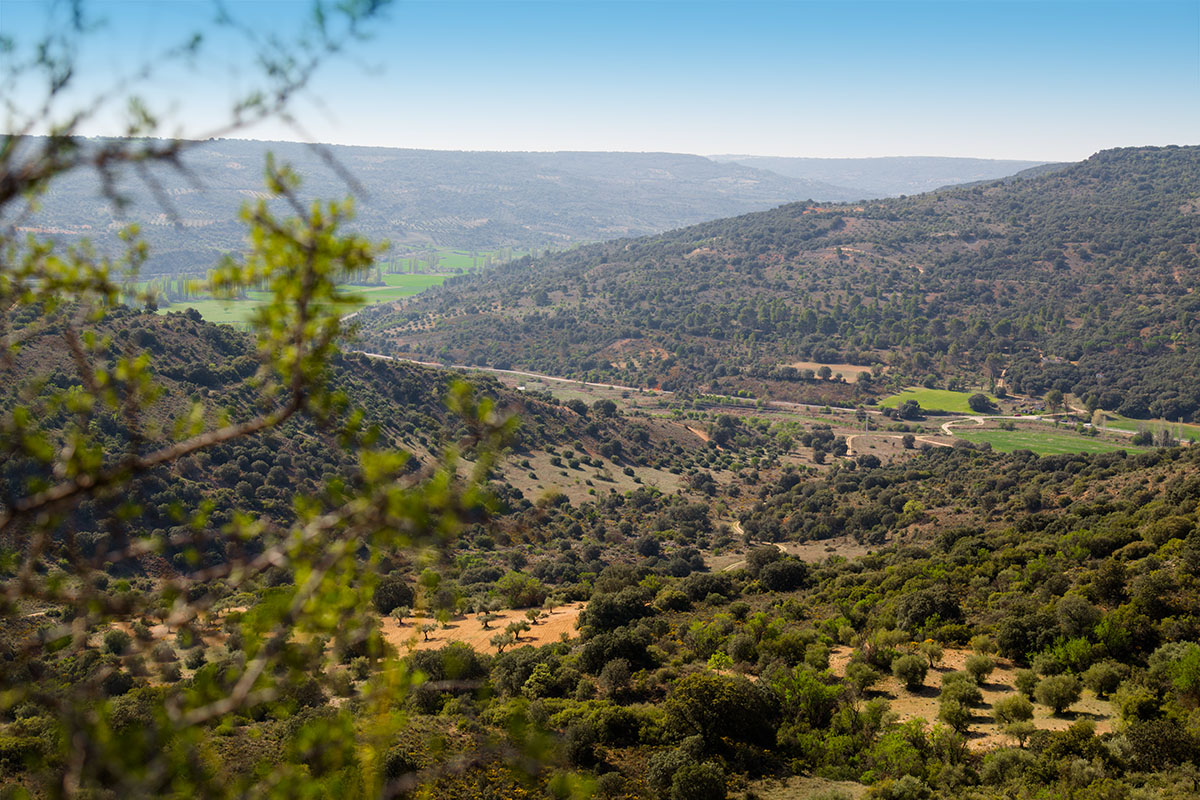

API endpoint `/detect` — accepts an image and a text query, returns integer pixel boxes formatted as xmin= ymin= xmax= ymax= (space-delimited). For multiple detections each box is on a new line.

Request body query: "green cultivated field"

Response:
xmin=954 ymin=428 xmax=1149 ymax=455
xmin=157 ymin=273 xmax=451 ymax=325
xmin=151 ymin=245 xmax=530 ymax=326
xmin=880 ymin=387 xmax=999 ymax=414
xmin=1102 ymin=415 xmax=1200 ymax=442
xmin=384 ymin=247 xmax=526 ymax=274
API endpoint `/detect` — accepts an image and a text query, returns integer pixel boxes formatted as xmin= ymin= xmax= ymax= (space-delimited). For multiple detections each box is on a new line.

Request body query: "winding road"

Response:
xmin=354 ymin=351 xmax=1158 ymax=445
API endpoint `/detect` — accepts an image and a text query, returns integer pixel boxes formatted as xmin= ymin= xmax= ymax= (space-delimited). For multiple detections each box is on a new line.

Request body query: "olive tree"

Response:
xmin=992 ymin=693 xmax=1034 ymax=726
xmin=1035 ymin=674 xmax=1083 ymax=715
xmin=892 ymin=654 xmax=929 ymax=692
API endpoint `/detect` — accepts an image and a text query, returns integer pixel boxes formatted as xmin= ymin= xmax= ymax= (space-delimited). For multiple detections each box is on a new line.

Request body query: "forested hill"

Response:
xmin=14 ymin=138 xmax=856 ymax=274
xmin=0 ymin=308 xmax=713 ymax=575
xmin=356 ymin=145 xmax=1200 ymax=421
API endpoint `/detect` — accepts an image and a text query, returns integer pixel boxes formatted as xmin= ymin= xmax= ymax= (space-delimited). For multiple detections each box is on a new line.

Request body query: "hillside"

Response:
xmin=7 ymin=141 xmax=1200 ymax=799
xmin=7 ymin=306 xmax=1200 ymax=797
xmin=4 ymin=295 xmax=1199 ymax=800
xmin=13 ymin=139 xmax=1054 ymax=278
xmin=708 ymin=155 xmax=1051 ymax=197
xmin=13 ymin=139 xmax=855 ymax=274
xmin=0 ymin=307 xmax=735 ymax=573
xmin=357 ymin=146 xmax=1200 ymax=421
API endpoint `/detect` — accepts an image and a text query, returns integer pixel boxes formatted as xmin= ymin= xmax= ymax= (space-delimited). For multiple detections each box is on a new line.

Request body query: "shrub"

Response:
xmin=586 ymin=586 xmax=653 ymax=632
xmin=655 ymin=588 xmax=692 ymax=612
xmin=964 ymin=654 xmax=995 ymax=685
xmin=1162 ymin=642 xmax=1200 ymax=702
xmin=101 ymin=668 xmax=133 ymax=697
xmin=1112 ymin=682 xmax=1160 ymax=723
xmin=680 ymin=573 xmax=733 ymax=603
xmin=349 ymin=657 xmax=371 ymax=682
xmin=917 ymin=640 xmax=943 ymax=668
xmin=805 ymin=642 xmax=831 ymax=671
xmin=1035 ymin=674 xmax=1082 ymax=714
xmin=875 ymin=774 xmax=931 ymax=800
xmin=938 ymin=699 xmax=972 ymax=734
xmin=184 ymin=648 xmax=207 ymax=670
xmin=595 ymin=772 xmax=627 ymax=798
xmin=846 ymin=661 xmax=881 ymax=694
xmin=372 ymin=573 xmax=415 ymax=615
xmin=648 ymin=736 xmax=705 ymax=797
xmin=896 ymin=587 xmax=960 ymax=633
xmin=151 ymin=642 xmax=177 ymax=663
xmin=1014 ymin=669 xmax=1038 ymax=698
xmin=759 ymin=558 xmax=809 ymax=591
xmin=892 ymin=654 xmax=928 ymax=692
xmin=1082 ymin=660 xmax=1126 ymax=698
xmin=744 ymin=546 xmax=781 ymax=576
xmin=862 ymin=629 xmax=910 ymax=670
xmin=635 ymin=535 xmax=661 ymax=558
xmin=0 ymin=734 xmax=48 ymax=776
xmin=1124 ymin=718 xmax=1200 ymax=770
xmin=174 ymin=628 xmax=199 ymax=650
xmin=967 ymin=394 xmax=994 ymax=413
xmin=992 ymin=693 xmax=1034 ymax=726
xmin=940 ymin=671 xmax=982 ymax=706
xmin=727 ymin=633 xmax=757 ymax=664
xmin=598 ymin=658 xmax=632 ymax=698
xmin=1004 ymin=721 xmax=1037 ymax=747
xmin=968 ymin=634 xmax=997 ymax=655
xmin=980 ymin=747 xmax=1035 ymax=785
xmin=328 ymin=669 xmax=353 ymax=697
xmin=103 ymin=629 xmax=132 ymax=655
xmin=1055 ymin=595 xmax=1101 ymax=638
xmin=563 ymin=721 xmax=598 ymax=767
xmin=497 ymin=571 xmax=549 ymax=608
xmin=670 ymin=761 xmax=726 ymax=800
xmin=665 ymin=672 xmax=778 ymax=751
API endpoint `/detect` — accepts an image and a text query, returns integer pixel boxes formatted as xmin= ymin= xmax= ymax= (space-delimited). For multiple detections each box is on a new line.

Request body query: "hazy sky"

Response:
xmin=3 ymin=0 xmax=1197 ymax=161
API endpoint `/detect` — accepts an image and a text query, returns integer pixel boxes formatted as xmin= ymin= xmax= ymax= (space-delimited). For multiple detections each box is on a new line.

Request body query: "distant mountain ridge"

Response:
xmin=12 ymin=138 xmax=1041 ymax=274
xmin=708 ymin=154 xmax=1050 ymax=197
xmin=13 ymin=139 xmax=853 ymax=274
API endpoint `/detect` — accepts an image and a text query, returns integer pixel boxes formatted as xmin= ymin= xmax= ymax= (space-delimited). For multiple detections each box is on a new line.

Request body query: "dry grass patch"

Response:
xmin=749 ymin=775 xmax=868 ymax=799
xmin=381 ymin=603 xmax=584 ymax=654
xmin=786 ymin=360 xmax=876 ymax=381
xmin=828 ymin=646 xmax=1115 ymax=750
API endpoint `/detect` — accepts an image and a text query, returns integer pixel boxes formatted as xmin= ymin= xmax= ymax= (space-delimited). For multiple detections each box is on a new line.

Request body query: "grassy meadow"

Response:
xmin=152 ymin=247 xmax=526 ymax=325
xmin=156 ymin=272 xmax=452 ymax=325
xmin=953 ymin=427 xmax=1149 ymax=455
xmin=880 ymin=387 xmax=999 ymax=414
xmin=1101 ymin=413 xmax=1200 ymax=442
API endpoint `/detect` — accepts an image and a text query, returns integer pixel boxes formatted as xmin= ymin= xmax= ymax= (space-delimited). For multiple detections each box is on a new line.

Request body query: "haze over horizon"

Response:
xmin=3 ymin=0 xmax=1197 ymax=163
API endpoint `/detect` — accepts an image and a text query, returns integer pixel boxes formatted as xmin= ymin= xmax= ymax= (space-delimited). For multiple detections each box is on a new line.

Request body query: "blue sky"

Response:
xmin=2 ymin=0 xmax=1197 ymax=160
